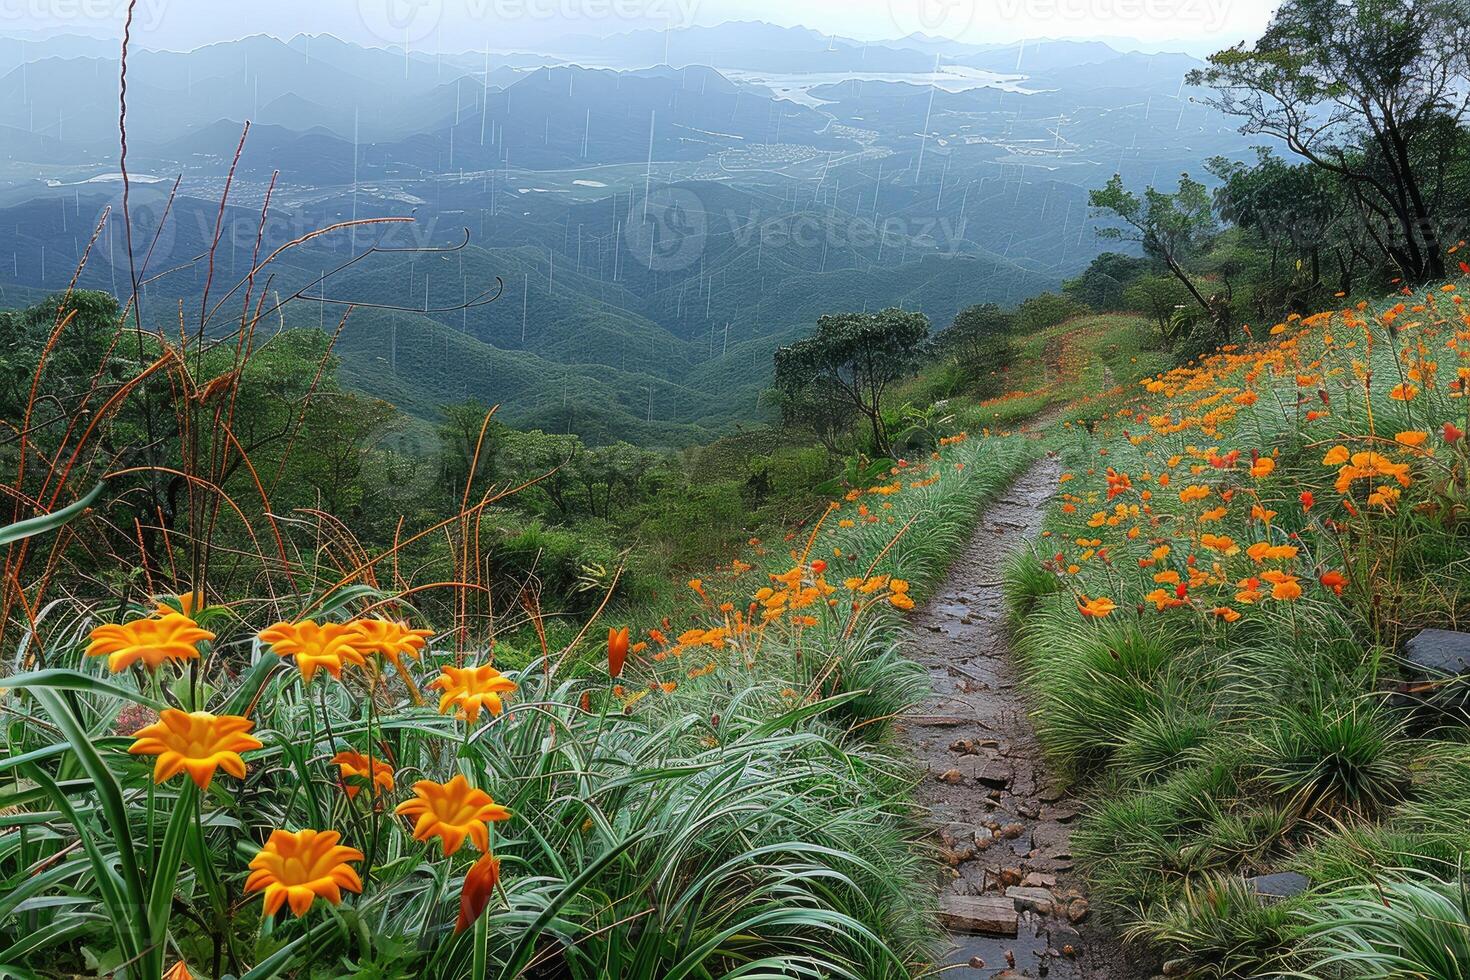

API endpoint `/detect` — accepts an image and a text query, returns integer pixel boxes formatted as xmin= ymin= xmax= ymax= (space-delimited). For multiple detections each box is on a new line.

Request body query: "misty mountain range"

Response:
xmin=0 ymin=21 xmax=1256 ymax=444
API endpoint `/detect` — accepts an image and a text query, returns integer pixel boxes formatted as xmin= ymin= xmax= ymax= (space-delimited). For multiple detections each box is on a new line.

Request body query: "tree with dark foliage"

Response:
xmin=1190 ymin=0 xmax=1470 ymax=283
xmin=1090 ymin=173 xmax=1222 ymax=329
xmin=774 ymin=309 xmax=930 ymax=458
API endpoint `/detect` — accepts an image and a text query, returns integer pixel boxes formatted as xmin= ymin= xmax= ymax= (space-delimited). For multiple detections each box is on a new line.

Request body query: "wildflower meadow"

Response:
xmin=1006 ymin=277 xmax=1470 ymax=974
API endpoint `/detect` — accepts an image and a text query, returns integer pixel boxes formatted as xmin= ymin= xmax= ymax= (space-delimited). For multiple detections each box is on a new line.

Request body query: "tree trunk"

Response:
xmin=868 ymin=409 xmax=889 ymax=458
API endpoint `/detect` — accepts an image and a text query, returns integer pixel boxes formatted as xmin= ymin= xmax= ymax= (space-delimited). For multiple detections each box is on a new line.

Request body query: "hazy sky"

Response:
xmin=4 ymin=0 xmax=1280 ymax=52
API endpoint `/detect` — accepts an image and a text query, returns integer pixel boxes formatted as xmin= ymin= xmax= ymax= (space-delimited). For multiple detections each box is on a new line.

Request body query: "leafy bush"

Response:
xmin=1251 ymin=696 xmax=1411 ymax=819
xmin=1116 ymin=702 xmax=1219 ymax=785
xmin=1004 ymin=273 xmax=1470 ymax=973
xmin=1002 ymin=548 xmax=1061 ymax=619
xmin=1299 ymin=873 xmax=1470 ymax=979
xmin=1127 ymin=874 xmax=1302 ymax=978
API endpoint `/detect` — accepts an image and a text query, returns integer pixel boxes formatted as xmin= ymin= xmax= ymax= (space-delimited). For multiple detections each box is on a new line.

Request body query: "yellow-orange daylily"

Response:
xmin=429 ymin=664 xmax=517 ymax=723
xmin=331 ymin=750 xmax=395 ymax=800
xmin=258 ymin=620 xmax=370 ymax=682
xmin=128 ymin=710 xmax=262 ymax=790
xmin=245 ymin=829 xmax=363 ymax=917
xmin=395 ymin=774 xmax=511 ymax=856
xmin=350 ymin=619 xmax=433 ymax=667
xmin=86 ymin=613 xmax=214 ymax=673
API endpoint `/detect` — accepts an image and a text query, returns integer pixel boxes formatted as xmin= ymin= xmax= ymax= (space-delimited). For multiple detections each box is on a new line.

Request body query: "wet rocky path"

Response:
xmin=899 ymin=447 xmax=1130 ymax=979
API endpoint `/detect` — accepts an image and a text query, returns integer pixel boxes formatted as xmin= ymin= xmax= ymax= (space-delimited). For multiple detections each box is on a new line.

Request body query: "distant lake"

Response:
xmin=726 ymin=67 xmax=1036 ymax=108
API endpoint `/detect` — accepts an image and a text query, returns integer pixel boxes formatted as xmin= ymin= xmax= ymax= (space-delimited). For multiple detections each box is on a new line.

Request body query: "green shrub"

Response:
xmin=1002 ymin=549 xmax=1060 ymax=619
xmin=1116 ymin=702 xmax=1219 ymax=785
xmin=1252 ymin=696 xmax=1411 ymax=819
xmin=1299 ymin=873 xmax=1470 ymax=978
xmin=1127 ymin=874 xmax=1303 ymax=978
xmin=1296 ymin=824 xmax=1462 ymax=884
xmin=1017 ymin=607 xmax=1191 ymax=771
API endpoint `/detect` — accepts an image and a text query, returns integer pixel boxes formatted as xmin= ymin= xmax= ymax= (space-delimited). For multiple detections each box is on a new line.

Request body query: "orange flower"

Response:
xmin=1145 ymin=588 xmax=1184 ymax=611
xmin=1210 ymin=606 xmax=1241 ymax=623
xmin=395 ymin=774 xmax=511 ymax=856
xmin=154 ymin=592 xmax=205 ymax=617
xmin=86 ymin=613 xmax=214 ymax=673
xmin=332 ymin=750 xmax=394 ymax=800
xmin=1249 ymin=457 xmax=1275 ymax=478
xmin=1236 ymin=577 xmax=1264 ymax=604
xmin=258 ymin=620 xmax=369 ymax=682
xmin=1395 ymin=430 xmax=1429 ymax=448
xmin=1178 ymin=485 xmax=1211 ymax=504
xmin=607 ymin=626 xmax=630 ymax=679
xmin=129 ymin=709 xmax=262 ymax=790
xmin=1262 ymin=571 xmax=1302 ymax=601
xmin=1389 ymin=383 xmax=1419 ymax=401
xmin=1247 ymin=542 xmax=1298 ymax=563
xmin=245 ymin=829 xmax=363 ymax=917
xmin=1322 ymin=445 xmax=1350 ymax=466
xmin=456 ymin=852 xmax=501 ymax=933
xmin=1319 ymin=570 xmax=1349 ymax=595
xmin=429 ymin=664 xmax=517 ymax=723
xmin=1299 ymin=491 xmax=1314 ymax=511
xmin=1106 ymin=468 xmax=1133 ymax=498
xmin=1078 ymin=596 xmax=1116 ymax=618
xmin=163 ymin=962 xmax=193 ymax=980
xmin=350 ymin=619 xmax=433 ymax=667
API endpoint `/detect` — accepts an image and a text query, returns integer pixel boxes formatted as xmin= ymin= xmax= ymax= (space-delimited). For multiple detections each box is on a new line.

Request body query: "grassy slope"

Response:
xmin=948 ymin=314 xmax=1174 ymax=432
xmin=1004 ymin=286 xmax=1470 ymax=975
xmin=0 ymin=405 xmax=1050 ymax=978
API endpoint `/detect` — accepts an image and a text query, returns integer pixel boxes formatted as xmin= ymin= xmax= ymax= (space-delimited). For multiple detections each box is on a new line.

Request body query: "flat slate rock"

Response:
xmin=1403 ymin=629 xmax=1470 ymax=678
xmin=939 ymin=894 xmax=1019 ymax=936
xmin=977 ymin=760 xmax=1013 ymax=789
xmin=1248 ymin=872 xmax=1311 ymax=902
xmin=1005 ymin=885 xmax=1055 ymax=914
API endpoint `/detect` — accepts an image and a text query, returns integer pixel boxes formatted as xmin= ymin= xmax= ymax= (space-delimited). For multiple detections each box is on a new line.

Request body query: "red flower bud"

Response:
xmin=456 ymin=853 xmax=500 ymax=934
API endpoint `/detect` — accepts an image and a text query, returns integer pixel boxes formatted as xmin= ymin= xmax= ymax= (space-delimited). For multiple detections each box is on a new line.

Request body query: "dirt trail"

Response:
xmin=899 ymin=441 xmax=1128 ymax=979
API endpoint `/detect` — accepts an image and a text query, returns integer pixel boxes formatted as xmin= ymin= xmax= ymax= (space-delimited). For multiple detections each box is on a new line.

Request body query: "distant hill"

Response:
xmin=540 ymin=22 xmax=940 ymax=72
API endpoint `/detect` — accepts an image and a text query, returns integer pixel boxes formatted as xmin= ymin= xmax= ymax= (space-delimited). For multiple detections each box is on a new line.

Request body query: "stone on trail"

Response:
xmin=977 ymin=759 xmax=1013 ymax=789
xmin=1402 ymin=628 xmax=1470 ymax=678
xmin=1006 ymin=886 xmax=1055 ymax=915
xmin=939 ymin=894 xmax=1019 ymax=936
